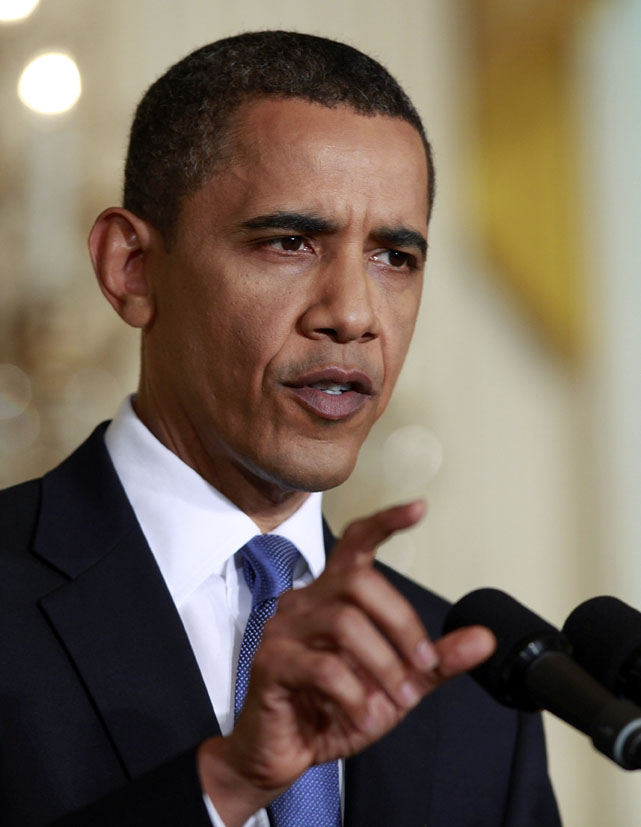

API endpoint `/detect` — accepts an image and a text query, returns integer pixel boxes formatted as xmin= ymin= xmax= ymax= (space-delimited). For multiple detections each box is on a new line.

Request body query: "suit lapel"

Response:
xmin=34 ymin=429 xmax=440 ymax=813
xmin=34 ymin=425 xmax=220 ymax=778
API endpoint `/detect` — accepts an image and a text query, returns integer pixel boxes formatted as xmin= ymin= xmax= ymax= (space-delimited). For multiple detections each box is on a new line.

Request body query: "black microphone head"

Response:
xmin=563 ymin=596 xmax=641 ymax=694
xmin=444 ymin=588 xmax=568 ymax=710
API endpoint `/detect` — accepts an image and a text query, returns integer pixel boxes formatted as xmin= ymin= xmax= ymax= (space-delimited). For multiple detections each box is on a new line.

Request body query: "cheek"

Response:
xmin=210 ymin=272 xmax=305 ymax=365
xmin=376 ymin=296 xmax=422 ymax=402
xmin=208 ymin=310 xmax=293 ymax=398
xmin=384 ymin=289 xmax=422 ymax=358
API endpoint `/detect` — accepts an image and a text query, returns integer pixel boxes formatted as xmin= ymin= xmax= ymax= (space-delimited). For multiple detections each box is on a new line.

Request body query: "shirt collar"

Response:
xmin=104 ymin=396 xmax=325 ymax=606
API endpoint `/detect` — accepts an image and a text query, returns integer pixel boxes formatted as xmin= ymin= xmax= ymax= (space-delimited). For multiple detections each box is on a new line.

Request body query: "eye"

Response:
xmin=268 ymin=236 xmax=307 ymax=252
xmin=372 ymin=249 xmax=417 ymax=269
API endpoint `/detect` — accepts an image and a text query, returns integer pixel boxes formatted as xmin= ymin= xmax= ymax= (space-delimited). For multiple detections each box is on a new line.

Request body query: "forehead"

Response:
xmin=180 ymin=98 xmax=429 ymax=234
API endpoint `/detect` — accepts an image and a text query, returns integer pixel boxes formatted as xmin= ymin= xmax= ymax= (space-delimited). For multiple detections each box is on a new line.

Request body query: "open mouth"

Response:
xmin=284 ymin=369 xmax=374 ymax=420
xmin=309 ymin=381 xmax=357 ymax=396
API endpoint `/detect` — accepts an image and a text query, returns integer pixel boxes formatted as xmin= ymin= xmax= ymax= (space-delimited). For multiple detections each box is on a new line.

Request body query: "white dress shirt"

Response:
xmin=105 ymin=397 xmax=327 ymax=826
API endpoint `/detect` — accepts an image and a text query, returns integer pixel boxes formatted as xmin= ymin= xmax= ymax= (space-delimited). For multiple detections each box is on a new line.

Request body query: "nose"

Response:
xmin=298 ymin=251 xmax=380 ymax=344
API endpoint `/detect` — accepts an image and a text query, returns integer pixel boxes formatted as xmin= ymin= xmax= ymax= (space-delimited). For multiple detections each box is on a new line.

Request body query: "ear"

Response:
xmin=88 ymin=207 xmax=156 ymax=328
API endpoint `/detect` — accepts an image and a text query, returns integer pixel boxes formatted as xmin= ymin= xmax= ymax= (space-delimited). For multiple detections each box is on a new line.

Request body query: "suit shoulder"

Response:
xmin=0 ymin=477 xmax=41 ymax=551
xmin=0 ymin=476 xmax=41 ymax=505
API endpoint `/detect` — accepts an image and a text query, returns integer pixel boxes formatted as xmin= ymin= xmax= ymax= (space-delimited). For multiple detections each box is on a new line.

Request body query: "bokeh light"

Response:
xmin=18 ymin=52 xmax=81 ymax=114
xmin=376 ymin=531 xmax=417 ymax=576
xmin=380 ymin=424 xmax=444 ymax=496
xmin=0 ymin=364 xmax=32 ymax=420
xmin=64 ymin=368 xmax=122 ymax=425
xmin=0 ymin=0 xmax=39 ymax=22
xmin=0 ymin=406 xmax=40 ymax=457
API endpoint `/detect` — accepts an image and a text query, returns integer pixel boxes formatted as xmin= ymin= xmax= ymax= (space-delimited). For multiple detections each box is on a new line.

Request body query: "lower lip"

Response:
xmin=286 ymin=387 xmax=370 ymax=420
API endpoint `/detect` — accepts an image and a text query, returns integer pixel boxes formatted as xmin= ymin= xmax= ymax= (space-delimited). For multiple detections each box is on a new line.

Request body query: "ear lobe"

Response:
xmin=88 ymin=207 xmax=156 ymax=328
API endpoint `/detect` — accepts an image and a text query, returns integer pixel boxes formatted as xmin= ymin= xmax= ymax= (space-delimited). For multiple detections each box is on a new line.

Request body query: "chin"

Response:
xmin=248 ymin=447 xmax=358 ymax=494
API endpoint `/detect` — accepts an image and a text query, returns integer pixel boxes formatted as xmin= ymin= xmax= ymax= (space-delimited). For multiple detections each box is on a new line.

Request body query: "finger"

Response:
xmin=363 ymin=689 xmax=405 ymax=740
xmin=326 ymin=500 xmax=426 ymax=573
xmin=251 ymin=638 xmax=371 ymax=731
xmin=270 ymin=601 xmax=430 ymax=712
xmin=277 ymin=566 xmax=438 ymax=673
xmin=431 ymin=626 xmax=496 ymax=682
xmin=336 ymin=566 xmax=438 ymax=673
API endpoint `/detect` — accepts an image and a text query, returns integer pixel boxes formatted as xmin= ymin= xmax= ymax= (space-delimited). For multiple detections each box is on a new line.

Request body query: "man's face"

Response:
xmin=143 ymin=98 xmax=429 ymax=495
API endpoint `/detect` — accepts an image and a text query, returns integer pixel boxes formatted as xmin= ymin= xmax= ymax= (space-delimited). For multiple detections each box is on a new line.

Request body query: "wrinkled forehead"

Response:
xmin=189 ymin=97 xmax=430 ymax=232
xmin=231 ymin=97 xmax=428 ymax=178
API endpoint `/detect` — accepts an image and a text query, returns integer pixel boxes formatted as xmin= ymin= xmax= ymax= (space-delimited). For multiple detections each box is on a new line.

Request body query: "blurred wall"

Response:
xmin=1 ymin=1 xmax=640 ymax=824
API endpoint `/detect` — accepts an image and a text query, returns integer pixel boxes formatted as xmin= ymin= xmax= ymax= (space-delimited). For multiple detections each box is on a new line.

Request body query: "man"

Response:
xmin=0 ymin=32 xmax=560 ymax=826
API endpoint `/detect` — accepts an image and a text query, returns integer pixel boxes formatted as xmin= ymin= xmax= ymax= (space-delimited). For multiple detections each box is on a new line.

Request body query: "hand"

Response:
xmin=198 ymin=502 xmax=495 ymax=826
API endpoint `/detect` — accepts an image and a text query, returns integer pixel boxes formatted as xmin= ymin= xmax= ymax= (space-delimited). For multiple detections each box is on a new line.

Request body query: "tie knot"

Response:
xmin=240 ymin=534 xmax=301 ymax=608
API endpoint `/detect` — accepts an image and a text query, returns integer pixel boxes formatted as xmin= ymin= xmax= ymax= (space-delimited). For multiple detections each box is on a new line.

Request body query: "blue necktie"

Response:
xmin=235 ymin=534 xmax=341 ymax=827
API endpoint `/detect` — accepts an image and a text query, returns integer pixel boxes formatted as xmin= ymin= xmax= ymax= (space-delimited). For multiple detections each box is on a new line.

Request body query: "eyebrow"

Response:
xmin=239 ymin=210 xmax=428 ymax=259
xmin=374 ymin=226 xmax=428 ymax=258
xmin=239 ymin=211 xmax=337 ymax=235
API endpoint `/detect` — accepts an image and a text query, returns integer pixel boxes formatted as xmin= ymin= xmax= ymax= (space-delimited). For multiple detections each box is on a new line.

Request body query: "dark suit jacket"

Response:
xmin=0 ymin=425 xmax=561 ymax=826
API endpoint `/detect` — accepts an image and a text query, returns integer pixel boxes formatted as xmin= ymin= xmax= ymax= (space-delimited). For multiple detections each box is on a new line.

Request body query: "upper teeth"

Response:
xmin=312 ymin=382 xmax=352 ymax=395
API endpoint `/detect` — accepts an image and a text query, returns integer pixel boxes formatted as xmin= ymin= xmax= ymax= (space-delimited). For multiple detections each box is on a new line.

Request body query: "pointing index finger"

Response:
xmin=326 ymin=500 xmax=427 ymax=573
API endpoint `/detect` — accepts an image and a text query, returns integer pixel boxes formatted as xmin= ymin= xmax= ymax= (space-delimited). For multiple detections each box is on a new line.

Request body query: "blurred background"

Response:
xmin=1 ymin=0 xmax=640 ymax=823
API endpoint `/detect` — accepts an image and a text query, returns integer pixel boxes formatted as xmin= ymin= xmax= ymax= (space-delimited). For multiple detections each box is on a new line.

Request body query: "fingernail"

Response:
xmin=415 ymin=639 xmax=439 ymax=671
xmin=397 ymin=680 xmax=420 ymax=708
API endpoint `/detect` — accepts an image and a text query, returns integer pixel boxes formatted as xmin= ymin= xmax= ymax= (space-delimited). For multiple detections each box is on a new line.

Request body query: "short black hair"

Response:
xmin=124 ymin=30 xmax=435 ymax=242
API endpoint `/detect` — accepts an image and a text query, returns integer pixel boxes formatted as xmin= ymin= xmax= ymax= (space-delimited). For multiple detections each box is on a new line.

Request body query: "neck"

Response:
xmin=133 ymin=392 xmax=311 ymax=533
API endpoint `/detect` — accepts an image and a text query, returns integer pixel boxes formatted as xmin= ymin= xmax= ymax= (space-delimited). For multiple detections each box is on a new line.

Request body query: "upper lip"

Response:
xmin=284 ymin=367 xmax=375 ymax=396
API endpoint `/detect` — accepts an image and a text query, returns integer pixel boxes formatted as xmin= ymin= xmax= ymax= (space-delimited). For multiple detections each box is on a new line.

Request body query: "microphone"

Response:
xmin=563 ymin=596 xmax=641 ymax=704
xmin=443 ymin=588 xmax=641 ymax=769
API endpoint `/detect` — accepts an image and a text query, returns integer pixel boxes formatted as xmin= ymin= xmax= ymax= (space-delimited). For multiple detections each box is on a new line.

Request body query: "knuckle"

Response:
xmin=340 ymin=569 xmax=360 ymax=594
xmin=251 ymin=637 xmax=293 ymax=679
xmin=249 ymin=647 xmax=272 ymax=680
xmin=376 ymin=644 xmax=402 ymax=674
xmin=311 ymin=653 xmax=341 ymax=688
xmin=341 ymin=519 xmax=364 ymax=543
xmin=277 ymin=588 xmax=299 ymax=613
xmin=260 ymin=614 xmax=281 ymax=638
xmin=278 ymin=582 xmax=319 ymax=614
xmin=342 ymin=566 xmax=375 ymax=596
xmin=328 ymin=603 xmax=360 ymax=643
